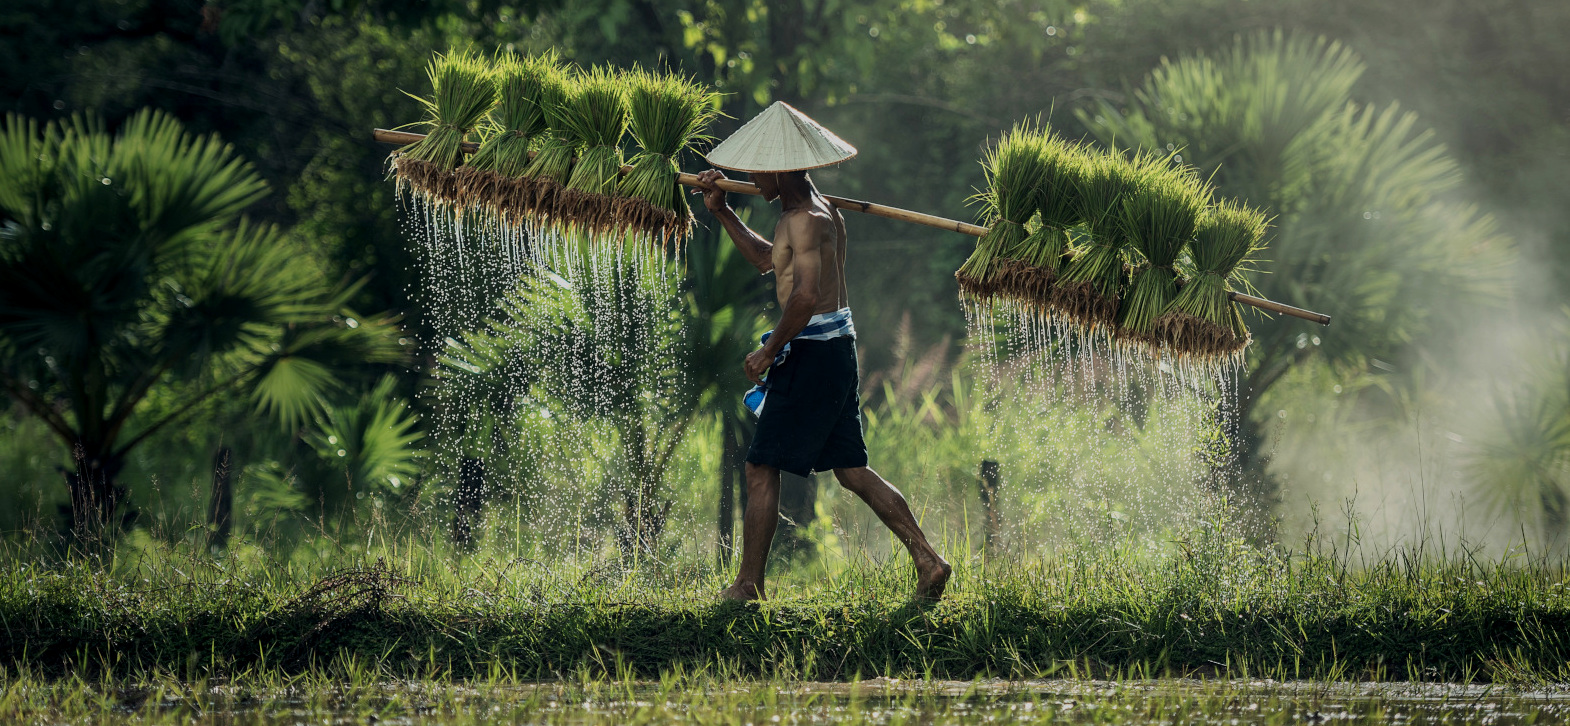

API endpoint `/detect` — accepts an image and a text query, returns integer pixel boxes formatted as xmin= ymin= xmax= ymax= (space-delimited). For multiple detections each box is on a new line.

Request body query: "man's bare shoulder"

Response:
xmin=777 ymin=207 xmax=834 ymax=248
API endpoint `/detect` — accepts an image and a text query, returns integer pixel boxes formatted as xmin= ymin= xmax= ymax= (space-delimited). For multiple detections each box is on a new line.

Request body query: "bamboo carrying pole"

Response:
xmin=374 ymin=128 xmax=1331 ymax=325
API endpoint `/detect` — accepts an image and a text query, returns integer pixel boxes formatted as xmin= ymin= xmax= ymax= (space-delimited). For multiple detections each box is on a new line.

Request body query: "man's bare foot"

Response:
xmin=719 ymin=581 xmax=764 ymax=601
xmin=915 ymin=557 xmax=952 ymax=601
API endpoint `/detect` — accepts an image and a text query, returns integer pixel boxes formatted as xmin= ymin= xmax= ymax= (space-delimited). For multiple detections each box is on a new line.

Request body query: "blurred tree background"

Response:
xmin=2 ymin=0 xmax=1567 ymax=556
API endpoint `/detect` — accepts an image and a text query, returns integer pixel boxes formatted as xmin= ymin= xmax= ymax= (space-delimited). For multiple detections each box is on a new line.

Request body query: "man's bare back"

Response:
xmin=771 ymin=201 xmax=850 ymax=314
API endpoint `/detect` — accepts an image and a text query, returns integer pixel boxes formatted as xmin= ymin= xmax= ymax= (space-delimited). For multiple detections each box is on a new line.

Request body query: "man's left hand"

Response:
xmin=744 ymin=348 xmax=774 ymax=386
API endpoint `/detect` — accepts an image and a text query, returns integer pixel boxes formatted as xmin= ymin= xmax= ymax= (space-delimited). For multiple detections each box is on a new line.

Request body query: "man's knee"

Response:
xmin=832 ymin=466 xmax=873 ymax=491
xmin=744 ymin=462 xmax=780 ymax=490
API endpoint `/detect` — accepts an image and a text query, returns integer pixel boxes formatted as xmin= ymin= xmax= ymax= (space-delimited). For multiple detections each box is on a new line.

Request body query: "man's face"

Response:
xmin=752 ymin=172 xmax=781 ymax=202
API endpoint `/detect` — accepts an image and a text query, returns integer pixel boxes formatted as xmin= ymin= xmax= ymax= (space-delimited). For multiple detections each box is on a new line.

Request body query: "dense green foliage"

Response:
xmin=1 ymin=0 xmax=1568 ymax=559
xmin=0 ymin=111 xmax=404 ymax=533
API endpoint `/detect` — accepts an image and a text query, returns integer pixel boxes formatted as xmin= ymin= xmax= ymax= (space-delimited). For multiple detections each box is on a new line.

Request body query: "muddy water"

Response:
xmin=65 ymin=679 xmax=1570 ymax=725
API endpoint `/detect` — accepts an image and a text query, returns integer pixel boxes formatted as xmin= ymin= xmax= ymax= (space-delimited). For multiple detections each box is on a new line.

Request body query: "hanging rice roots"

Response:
xmin=1056 ymin=153 xmax=1138 ymax=331
xmin=393 ymin=49 xmax=497 ymax=206
xmin=990 ymin=236 xmax=1073 ymax=314
xmin=458 ymin=51 xmax=560 ymax=221
xmin=520 ymin=65 xmax=578 ymax=229
xmin=558 ymin=66 xmax=630 ymax=236
xmin=956 ymin=124 xmax=1047 ymax=302
xmin=618 ymin=68 xmax=720 ymax=248
xmin=1155 ymin=199 xmax=1270 ymax=360
xmin=992 ymin=134 xmax=1089 ymax=312
xmin=1115 ymin=152 xmax=1209 ymax=347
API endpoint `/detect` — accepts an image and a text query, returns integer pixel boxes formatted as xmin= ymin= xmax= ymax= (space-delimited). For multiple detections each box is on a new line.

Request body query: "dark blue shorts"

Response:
xmin=746 ymin=337 xmax=868 ymax=477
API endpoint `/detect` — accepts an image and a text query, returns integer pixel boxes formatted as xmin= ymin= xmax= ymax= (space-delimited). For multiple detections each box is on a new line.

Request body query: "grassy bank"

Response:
xmin=6 ymin=530 xmax=1570 ymax=684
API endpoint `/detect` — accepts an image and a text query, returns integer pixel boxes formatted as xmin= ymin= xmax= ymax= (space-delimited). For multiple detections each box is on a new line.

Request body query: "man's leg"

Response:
xmin=721 ymin=461 xmax=781 ymax=600
xmin=832 ymin=466 xmax=952 ymax=600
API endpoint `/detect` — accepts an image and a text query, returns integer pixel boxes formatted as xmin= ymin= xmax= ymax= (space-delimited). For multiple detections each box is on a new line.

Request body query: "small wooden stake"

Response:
xmin=979 ymin=459 xmax=1001 ymax=551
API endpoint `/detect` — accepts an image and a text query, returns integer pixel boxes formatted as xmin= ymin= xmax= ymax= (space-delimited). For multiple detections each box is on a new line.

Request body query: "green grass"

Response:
xmin=7 ymin=530 xmax=1570 ymax=684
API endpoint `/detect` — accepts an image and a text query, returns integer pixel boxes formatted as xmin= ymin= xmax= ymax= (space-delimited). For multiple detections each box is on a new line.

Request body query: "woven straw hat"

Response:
xmin=705 ymin=101 xmax=857 ymax=173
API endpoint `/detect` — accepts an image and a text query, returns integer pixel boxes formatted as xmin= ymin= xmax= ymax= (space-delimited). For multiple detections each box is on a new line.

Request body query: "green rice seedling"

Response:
xmin=557 ymin=65 xmax=630 ymax=235
xmin=618 ymin=68 xmax=721 ymax=248
xmin=520 ymin=64 xmax=578 ymax=226
xmin=1114 ymin=152 xmax=1209 ymax=347
xmin=1155 ymin=199 xmax=1270 ymax=360
xmin=955 ymin=124 xmax=1048 ymax=301
xmin=459 ymin=51 xmax=561 ymax=221
xmin=1055 ymin=151 xmax=1140 ymax=332
xmin=991 ymin=132 xmax=1089 ymax=313
xmin=393 ymin=49 xmax=497 ymax=206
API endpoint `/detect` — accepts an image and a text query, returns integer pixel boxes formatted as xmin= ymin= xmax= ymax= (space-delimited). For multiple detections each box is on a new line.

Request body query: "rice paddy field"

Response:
xmin=6 ymin=533 xmax=1570 ymax=725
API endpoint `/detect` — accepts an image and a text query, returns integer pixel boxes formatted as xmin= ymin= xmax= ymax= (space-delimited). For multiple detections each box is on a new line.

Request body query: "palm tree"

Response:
xmin=1081 ymin=31 xmax=1512 ymax=512
xmin=438 ymin=227 xmax=772 ymax=559
xmin=0 ymin=110 xmax=403 ymax=535
xmin=1466 ymin=312 xmax=1570 ymax=554
xmin=441 ymin=237 xmax=694 ymax=557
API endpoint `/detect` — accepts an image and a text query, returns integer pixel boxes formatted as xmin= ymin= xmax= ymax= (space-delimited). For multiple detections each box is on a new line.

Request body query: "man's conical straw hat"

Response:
xmin=705 ymin=101 xmax=857 ymax=173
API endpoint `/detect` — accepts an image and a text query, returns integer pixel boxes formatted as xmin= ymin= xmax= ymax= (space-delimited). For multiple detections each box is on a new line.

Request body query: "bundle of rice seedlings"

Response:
xmin=1114 ymin=152 xmax=1209 ymax=346
xmin=955 ymin=124 xmax=1047 ymax=302
xmin=519 ymin=64 xmax=578 ymax=227
xmin=556 ymin=65 xmax=630 ymax=235
xmin=393 ymin=49 xmax=497 ymax=206
xmin=458 ymin=50 xmax=560 ymax=220
xmin=618 ymin=68 xmax=721 ymax=248
xmin=1155 ymin=199 xmax=1270 ymax=360
xmin=991 ymin=133 xmax=1089 ymax=312
xmin=1054 ymin=151 xmax=1140 ymax=331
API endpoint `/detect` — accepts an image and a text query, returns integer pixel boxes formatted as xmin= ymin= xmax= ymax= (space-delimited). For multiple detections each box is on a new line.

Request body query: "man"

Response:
xmin=692 ymin=101 xmax=951 ymax=601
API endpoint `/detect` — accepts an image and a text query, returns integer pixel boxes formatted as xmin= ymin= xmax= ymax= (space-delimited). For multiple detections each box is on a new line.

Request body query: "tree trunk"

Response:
xmin=616 ymin=421 xmax=673 ymax=560
xmin=206 ymin=447 xmax=233 ymax=552
xmin=1541 ymin=481 xmax=1569 ymax=556
xmin=62 ymin=443 xmax=130 ymax=539
xmin=450 ymin=456 xmax=486 ymax=550
xmin=718 ymin=415 xmax=740 ymax=566
xmin=775 ymin=471 xmax=817 ymax=560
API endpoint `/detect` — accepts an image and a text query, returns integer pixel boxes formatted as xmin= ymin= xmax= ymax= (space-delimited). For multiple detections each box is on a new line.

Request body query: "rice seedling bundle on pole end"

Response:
xmin=457 ymin=50 xmax=560 ymax=222
xmin=1055 ymin=152 xmax=1139 ymax=333
xmin=955 ymin=124 xmax=1047 ymax=302
xmin=1155 ymin=199 xmax=1270 ymax=361
xmin=520 ymin=65 xmax=578 ymax=229
xmin=392 ymin=49 xmax=496 ymax=207
xmin=1114 ymin=152 xmax=1209 ymax=349
xmin=991 ymin=133 xmax=1089 ymax=314
xmin=557 ymin=66 xmax=630 ymax=236
xmin=618 ymin=68 xmax=721 ymax=249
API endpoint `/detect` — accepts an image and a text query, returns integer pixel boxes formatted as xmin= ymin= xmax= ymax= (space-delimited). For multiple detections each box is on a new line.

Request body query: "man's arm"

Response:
xmin=742 ymin=213 xmax=826 ymax=384
xmin=763 ymin=213 xmax=824 ymax=355
xmin=692 ymin=169 xmax=773 ymax=273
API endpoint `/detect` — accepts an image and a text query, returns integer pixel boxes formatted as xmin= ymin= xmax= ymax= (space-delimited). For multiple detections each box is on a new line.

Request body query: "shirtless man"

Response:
xmin=692 ymin=147 xmax=952 ymax=602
